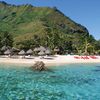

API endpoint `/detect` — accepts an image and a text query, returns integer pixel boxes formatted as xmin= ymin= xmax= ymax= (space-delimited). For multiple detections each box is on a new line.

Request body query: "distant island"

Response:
xmin=0 ymin=1 xmax=100 ymax=55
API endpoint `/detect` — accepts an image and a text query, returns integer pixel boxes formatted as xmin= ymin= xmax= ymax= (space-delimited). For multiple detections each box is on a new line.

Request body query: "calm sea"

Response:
xmin=0 ymin=63 xmax=100 ymax=100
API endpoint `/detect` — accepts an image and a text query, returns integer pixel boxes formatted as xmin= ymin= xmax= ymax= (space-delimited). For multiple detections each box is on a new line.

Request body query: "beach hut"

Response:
xmin=38 ymin=50 xmax=45 ymax=56
xmin=26 ymin=49 xmax=33 ymax=55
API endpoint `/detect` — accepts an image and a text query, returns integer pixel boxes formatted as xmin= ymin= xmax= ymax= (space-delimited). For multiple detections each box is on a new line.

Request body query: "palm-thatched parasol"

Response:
xmin=54 ymin=48 xmax=60 ymax=52
xmin=33 ymin=47 xmax=40 ymax=52
xmin=4 ymin=49 xmax=12 ymax=55
xmin=38 ymin=50 xmax=45 ymax=56
xmin=1 ymin=46 xmax=8 ymax=51
xmin=45 ymin=49 xmax=51 ymax=55
xmin=12 ymin=47 xmax=20 ymax=52
xmin=18 ymin=50 xmax=26 ymax=55
xmin=54 ymin=48 xmax=60 ymax=54
xmin=1 ymin=46 xmax=11 ymax=51
xmin=34 ymin=46 xmax=46 ymax=52
xmin=26 ymin=49 xmax=33 ymax=55
xmin=39 ymin=46 xmax=46 ymax=51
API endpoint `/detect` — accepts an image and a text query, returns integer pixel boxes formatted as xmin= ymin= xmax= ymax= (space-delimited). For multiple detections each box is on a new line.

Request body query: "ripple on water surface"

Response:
xmin=0 ymin=63 xmax=100 ymax=100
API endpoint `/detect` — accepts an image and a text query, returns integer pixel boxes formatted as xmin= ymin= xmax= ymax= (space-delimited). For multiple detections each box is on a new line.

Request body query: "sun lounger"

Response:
xmin=74 ymin=56 xmax=80 ymax=59
xmin=25 ymin=56 xmax=34 ymax=59
xmin=74 ymin=56 xmax=90 ymax=60
xmin=81 ymin=56 xmax=89 ymax=59
xmin=84 ymin=56 xmax=89 ymax=59
xmin=90 ymin=56 xmax=98 ymax=59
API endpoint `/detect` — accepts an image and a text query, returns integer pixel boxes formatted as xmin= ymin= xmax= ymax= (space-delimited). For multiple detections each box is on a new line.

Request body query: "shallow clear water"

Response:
xmin=0 ymin=63 xmax=100 ymax=100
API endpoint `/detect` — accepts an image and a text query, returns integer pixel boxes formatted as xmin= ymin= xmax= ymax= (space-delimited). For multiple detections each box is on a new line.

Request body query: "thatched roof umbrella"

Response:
xmin=12 ymin=47 xmax=20 ymax=52
xmin=54 ymin=48 xmax=59 ymax=52
xmin=34 ymin=46 xmax=46 ymax=52
xmin=18 ymin=50 xmax=26 ymax=55
xmin=34 ymin=47 xmax=40 ymax=56
xmin=34 ymin=47 xmax=40 ymax=52
xmin=1 ymin=46 xmax=8 ymax=51
xmin=1 ymin=46 xmax=11 ymax=52
xmin=4 ymin=49 xmax=12 ymax=55
xmin=54 ymin=48 xmax=60 ymax=54
xmin=38 ymin=50 xmax=45 ymax=56
xmin=39 ymin=46 xmax=46 ymax=51
xmin=45 ymin=49 xmax=51 ymax=55
xmin=26 ymin=49 xmax=33 ymax=55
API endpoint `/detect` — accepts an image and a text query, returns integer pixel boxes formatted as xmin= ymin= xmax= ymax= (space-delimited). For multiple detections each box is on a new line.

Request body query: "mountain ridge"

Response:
xmin=0 ymin=1 xmax=89 ymax=35
xmin=0 ymin=1 xmax=93 ymax=52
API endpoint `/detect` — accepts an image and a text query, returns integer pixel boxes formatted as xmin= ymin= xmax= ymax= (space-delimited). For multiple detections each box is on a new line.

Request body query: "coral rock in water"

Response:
xmin=32 ymin=61 xmax=47 ymax=71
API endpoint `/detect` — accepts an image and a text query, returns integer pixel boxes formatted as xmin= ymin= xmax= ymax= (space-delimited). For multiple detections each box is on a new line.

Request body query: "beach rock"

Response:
xmin=32 ymin=61 xmax=47 ymax=71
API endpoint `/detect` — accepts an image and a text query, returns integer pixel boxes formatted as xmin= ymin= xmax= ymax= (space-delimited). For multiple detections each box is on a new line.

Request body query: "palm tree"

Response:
xmin=84 ymin=39 xmax=89 ymax=54
xmin=84 ymin=39 xmax=94 ymax=55
xmin=1 ymin=31 xmax=13 ymax=47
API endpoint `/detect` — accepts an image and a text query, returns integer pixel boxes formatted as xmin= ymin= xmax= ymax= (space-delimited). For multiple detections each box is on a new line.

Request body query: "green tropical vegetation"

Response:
xmin=0 ymin=1 xmax=100 ymax=55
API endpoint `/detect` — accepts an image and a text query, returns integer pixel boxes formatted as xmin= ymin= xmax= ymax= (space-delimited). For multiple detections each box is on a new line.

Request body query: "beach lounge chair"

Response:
xmin=81 ymin=56 xmax=85 ymax=60
xmin=74 ymin=56 xmax=80 ymax=59
xmin=81 ymin=56 xmax=90 ymax=60
xmin=90 ymin=56 xmax=98 ymax=59
xmin=83 ymin=56 xmax=89 ymax=59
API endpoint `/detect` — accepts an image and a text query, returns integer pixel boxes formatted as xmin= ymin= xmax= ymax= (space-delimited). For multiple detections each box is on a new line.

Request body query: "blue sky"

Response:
xmin=0 ymin=0 xmax=100 ymax=40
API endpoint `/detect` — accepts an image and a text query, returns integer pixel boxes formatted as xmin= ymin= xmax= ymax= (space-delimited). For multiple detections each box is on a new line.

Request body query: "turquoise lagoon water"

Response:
xmin=0 ymin=63 xmax=100 ymax=100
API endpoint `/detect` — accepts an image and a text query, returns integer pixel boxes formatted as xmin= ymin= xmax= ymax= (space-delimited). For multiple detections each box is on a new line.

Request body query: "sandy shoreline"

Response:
xmin=0 ymin=55 xmax=100 ymax=67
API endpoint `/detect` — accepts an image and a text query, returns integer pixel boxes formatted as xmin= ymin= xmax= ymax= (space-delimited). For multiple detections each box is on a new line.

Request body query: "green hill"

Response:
xmin=1 ymin=1 xmax=98 ymax=54
xmin=0 ymin=2 xmax=88 ymax=36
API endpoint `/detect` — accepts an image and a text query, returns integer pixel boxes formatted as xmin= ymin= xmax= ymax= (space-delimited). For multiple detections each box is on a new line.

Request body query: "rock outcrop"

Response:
xmin=32 ymin=61 xmax=47 ymax=71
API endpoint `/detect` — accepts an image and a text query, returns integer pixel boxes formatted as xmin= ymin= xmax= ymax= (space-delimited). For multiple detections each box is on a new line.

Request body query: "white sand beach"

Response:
xmin=0 ymin=55 xmax=100 ymax=67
